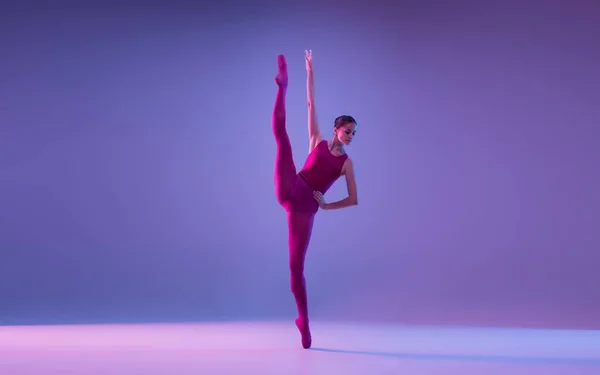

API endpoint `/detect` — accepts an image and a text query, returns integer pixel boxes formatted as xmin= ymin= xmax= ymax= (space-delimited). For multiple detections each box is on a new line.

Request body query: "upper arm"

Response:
xmin=308 ymin=102 xmax=322 ymax=153
xmin=342 ymin=158 xmax=358 ymax=205
xmin=308 ymin=134 xmax=322 ymax=153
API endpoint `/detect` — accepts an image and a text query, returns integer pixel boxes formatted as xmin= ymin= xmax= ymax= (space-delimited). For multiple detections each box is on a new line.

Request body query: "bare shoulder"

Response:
xmin=341 ymin=157 xmax=354 ymax=176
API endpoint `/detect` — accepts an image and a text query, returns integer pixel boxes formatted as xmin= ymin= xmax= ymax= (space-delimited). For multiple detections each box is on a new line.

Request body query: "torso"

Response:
xmin=325 ymin=141 xmax=349 ymax=175
xmin=298 ymin=140 xmax=348 ymax=194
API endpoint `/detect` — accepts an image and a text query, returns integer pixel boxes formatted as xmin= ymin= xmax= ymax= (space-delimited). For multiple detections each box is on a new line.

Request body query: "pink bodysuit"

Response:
xmin=271 ymin=55 xmax=347 ymax=349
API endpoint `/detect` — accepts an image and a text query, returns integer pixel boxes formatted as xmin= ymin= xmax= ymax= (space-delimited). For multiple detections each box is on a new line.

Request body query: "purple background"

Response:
xmin=1 ymin=0 xmax=599 ymax=329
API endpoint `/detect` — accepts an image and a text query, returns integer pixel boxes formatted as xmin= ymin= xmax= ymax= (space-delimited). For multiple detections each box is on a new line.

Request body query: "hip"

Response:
xmin=280 ymin=174 xmax=319 ymax=214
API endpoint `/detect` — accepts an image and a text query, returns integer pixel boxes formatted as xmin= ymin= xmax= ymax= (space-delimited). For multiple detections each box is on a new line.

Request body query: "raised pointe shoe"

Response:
xmin=275 ymin=54 xmax=288 ymax=87
xmin=295 ymin=317 xmax=312 ymax=349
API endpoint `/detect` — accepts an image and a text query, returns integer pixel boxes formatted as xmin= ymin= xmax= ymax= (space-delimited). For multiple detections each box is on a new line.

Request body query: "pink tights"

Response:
xmin=271 ymin=54 xmax=314 ymax=349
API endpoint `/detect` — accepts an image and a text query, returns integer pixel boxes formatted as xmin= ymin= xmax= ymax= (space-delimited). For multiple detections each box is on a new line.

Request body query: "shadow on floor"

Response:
xmin=310 ymin=348 xmax=600 ymax=366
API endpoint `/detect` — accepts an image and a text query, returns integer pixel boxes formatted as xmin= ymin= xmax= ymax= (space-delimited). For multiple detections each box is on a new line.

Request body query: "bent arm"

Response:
xmin=306 ymin=55 xmax=322 ymax=152
xmin=324 ymin=159 xmax=358 ymax=210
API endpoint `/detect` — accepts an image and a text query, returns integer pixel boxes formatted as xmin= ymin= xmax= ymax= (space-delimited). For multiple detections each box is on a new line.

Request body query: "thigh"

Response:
xmin=274 ymin=136 xmax=297 ymax=204
xmin=286 ymin=211 xmax=315 ymax=263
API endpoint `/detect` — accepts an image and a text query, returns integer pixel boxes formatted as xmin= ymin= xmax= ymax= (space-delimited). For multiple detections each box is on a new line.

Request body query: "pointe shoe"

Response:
xmin=295 ymin=317 xmax=312 ymax=349
xmin=275 ymin=54 xmax=288 ymax=87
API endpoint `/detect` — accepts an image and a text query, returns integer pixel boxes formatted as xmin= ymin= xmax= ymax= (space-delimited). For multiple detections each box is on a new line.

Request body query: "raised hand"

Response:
xmin=305 ymin=49 xmax=313 ymax=72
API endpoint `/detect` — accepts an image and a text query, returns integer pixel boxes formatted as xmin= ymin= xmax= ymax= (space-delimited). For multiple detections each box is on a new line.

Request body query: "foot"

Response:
xmin=275 ymin=54 xmax=288 ymax=88
xmin=295 ymin=317 xmax=312 ymax=349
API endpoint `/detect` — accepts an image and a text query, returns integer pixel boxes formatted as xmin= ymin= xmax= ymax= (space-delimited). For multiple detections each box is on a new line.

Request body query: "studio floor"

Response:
xmin=0 ymin=321 xmax=598 ymax=374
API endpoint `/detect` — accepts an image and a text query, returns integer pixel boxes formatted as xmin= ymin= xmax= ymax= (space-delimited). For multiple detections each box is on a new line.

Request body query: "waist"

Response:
xmin=298 ymin=171 xmax=333 ymax=194
xmin=298 ymin=171 xmax=316 ymax=190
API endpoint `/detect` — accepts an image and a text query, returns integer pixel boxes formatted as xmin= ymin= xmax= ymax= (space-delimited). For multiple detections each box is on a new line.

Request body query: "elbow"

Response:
xmin=350 ymin=196 xmax=358 ymax=206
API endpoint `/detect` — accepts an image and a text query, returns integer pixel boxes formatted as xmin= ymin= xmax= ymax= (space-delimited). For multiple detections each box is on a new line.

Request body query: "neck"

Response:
xmin=329 ymin=137 xmax=345 ymax=154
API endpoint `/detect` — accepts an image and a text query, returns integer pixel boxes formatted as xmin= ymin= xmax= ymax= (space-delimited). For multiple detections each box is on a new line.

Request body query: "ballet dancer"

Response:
xmin=271 ymin=50 xmax=358 ymax=349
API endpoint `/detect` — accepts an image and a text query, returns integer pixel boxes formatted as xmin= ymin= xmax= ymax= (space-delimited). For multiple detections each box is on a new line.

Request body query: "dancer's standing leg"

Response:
xmin=288 ymin=211 xmax=314 ymax=349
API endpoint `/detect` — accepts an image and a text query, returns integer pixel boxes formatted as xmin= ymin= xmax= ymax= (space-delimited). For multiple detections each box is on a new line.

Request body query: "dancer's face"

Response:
xmin=335 ymin=123 xmax=357 ymax=145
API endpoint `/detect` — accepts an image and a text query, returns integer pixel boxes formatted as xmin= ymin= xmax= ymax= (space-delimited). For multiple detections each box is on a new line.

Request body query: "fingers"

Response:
xmin=313 ymin=191 xmax=327 ymax=209
xmin=313 ymin=191 xmax=323 ymax=202
xmin=313 ymin=191 xmax=323 ymax=208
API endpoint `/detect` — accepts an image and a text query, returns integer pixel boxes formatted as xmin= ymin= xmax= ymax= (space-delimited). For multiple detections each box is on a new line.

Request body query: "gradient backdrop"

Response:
xmin=1 ymin=0 xmax=599 ymax=329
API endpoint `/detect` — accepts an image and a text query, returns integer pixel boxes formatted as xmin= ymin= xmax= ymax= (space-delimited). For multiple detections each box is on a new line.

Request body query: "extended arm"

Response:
xmin=306 ymin=50 xmax=322 ymax=153
xmin=323 ymin=158 xmax=358 ymax=210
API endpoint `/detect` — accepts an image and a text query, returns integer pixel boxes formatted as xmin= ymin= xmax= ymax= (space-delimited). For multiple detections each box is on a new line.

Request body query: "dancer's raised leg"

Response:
xmin=272 ymin=55 xmax=296 ymax=204
xmin=287 ymin=211 xmax=314 ymax=349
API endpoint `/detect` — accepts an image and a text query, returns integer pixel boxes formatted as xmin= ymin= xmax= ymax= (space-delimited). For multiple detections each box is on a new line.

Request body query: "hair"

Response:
xmin=334 ymin=115 xmax=357 ymax=129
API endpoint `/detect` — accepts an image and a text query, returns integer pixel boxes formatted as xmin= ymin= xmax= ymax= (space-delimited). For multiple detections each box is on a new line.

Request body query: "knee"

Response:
xmin=289 ymin=257 xmax=304 ymax=278
xmin=289 ymin=270 xmax=304 ymax=292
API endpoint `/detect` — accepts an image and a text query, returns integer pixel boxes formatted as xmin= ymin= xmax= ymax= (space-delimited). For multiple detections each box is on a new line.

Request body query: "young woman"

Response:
xmin=271 ymin=51 xmax=358 ymax=349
